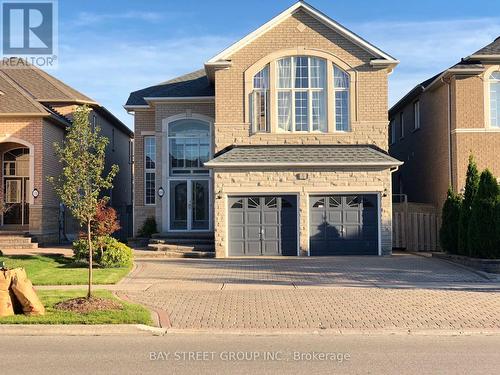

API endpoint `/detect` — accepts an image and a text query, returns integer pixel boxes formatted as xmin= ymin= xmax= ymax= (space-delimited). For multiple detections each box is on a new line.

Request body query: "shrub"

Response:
xmin=73 ymin=236 xmax=132 ymax=268
xmin=99 ymin=236 xmax=133 ymax=268
xmin=468 ymin=170 xmax=500 ymax=259
xmin=457 ymin=155 xmax=479 ymax=255
xmin=439 ymin=188 xmax=462 ymax=254
xmin=138 ymin=216 xmax=157 ymax=238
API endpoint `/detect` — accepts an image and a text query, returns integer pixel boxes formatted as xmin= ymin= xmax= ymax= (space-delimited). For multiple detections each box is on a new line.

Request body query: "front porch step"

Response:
xmin=149 ymin=238 xmax=214 ymax=246
xmin=0 ymin=237 xmax=34 ymax=244
xmin=0 ymin=242 xmax=38 ymax=249
xmin=152 ymin=232 xmax=214 ymax=240
xmin=147 ymin=243 xmax=215 ymax=253
xmin=0 ymin=234 xmax=38 ymax=249
xmin=136 ymin=249 xmax=215 ymax=259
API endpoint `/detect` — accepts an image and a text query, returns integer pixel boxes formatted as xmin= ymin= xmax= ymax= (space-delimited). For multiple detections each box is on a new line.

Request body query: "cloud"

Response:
xmin=351 ymin=17 xmax=500 ymax=105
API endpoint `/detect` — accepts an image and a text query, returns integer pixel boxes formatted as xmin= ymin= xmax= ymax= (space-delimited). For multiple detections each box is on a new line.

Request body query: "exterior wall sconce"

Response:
xmin=157 ymin=187 xmax=165 ymax=198
xmin=32 ymin=188 xmax=39 ymax=198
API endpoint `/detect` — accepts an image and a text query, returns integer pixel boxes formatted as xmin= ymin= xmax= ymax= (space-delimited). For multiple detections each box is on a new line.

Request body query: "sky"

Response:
xmin=49 ymin=0 xmax=500 ymax=129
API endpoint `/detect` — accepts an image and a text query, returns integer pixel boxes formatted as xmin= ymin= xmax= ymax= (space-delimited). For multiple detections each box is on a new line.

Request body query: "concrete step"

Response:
xmin=135 ymin=250 xmax=215 ymax=259
xmin=147 ymin=243 xmax=215 ymax=252
xmin=152 ymin=232 xmax=214 ymax=240
xmin=0 ymin=237 xmax=34 ymax=244
xmin=149 ymin=238 xmax=214 ymax=246
xmin=0 ymin=242 xmax=38 ymax=249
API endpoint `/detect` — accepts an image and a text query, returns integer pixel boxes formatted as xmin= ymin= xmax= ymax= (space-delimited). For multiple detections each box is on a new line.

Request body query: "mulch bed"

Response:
xmin=54 ymin=297 xmax=123 ymax=313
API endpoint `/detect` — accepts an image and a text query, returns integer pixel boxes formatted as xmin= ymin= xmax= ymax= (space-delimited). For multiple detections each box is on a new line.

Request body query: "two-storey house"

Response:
xmin=126 ymin=1 xmax=401 ymax=257
xmin=389 ymin=37 xmax=500 ymax=209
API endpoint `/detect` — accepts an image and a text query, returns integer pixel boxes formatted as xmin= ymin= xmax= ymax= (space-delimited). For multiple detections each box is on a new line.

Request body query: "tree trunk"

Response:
xmin=87 ymin=219 xmax=93 ymax=299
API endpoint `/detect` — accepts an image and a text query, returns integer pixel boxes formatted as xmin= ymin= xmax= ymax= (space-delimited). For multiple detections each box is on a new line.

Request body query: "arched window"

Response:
xmin=489 ymin=71 xmax=500 ymax=128
xmin=276 ymin=56 xmax=327 ymax=132
xmin=168 ymin=119 xmax=210 ymax=175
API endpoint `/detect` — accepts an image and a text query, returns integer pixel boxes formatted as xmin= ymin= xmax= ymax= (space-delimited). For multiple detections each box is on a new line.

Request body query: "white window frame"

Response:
xmin=144 ymin=136 xmax=156 ymax=206
xmin=413 ymin=101 xmax=420 ymax=130
xmin=250 ymin=65 xmax=270 ymax=133
xmin=399 ymin=112 xmax=405 ymax=139
xmin=275 ymin=56 xmax=327 ymax=133
xmin=488 ymin=70 xmax=500 ymax=128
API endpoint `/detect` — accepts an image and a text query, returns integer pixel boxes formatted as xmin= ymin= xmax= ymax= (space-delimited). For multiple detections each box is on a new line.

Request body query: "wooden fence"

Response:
xmin=393 ymin=198 xmax=441 ymax=252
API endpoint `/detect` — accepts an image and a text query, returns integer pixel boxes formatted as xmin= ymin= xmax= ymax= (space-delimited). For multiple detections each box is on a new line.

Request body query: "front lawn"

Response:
xmin=0 ymin=290 xmax=151 ymax=325
xmin=0 ymin=254 xmax=131 ymax=285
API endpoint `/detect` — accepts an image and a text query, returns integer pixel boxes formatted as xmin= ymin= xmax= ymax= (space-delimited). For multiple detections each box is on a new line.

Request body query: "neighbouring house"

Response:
xmin=126 ymin=1 xmax=401 ymax=257
xmin=389 ymin=37 xmax=500 ymax=209
xmin=0 ymin=58 xmax=134 ymax=244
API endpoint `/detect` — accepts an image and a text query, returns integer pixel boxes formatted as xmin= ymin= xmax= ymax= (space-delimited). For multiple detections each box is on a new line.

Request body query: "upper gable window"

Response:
xmin=250 ymin=65 xmax=270 ymax=132
xmin=489 ymin=71 xmax=500 ymax=128
xmin=334 ymin=66 xmax=349 ymax=131
xmin=276 ymin=56 xmax=327 ymax=132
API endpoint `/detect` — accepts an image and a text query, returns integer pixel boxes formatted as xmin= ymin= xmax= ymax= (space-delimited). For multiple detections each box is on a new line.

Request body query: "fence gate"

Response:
xmin=392 ymin=196 xmax=441 ymax=252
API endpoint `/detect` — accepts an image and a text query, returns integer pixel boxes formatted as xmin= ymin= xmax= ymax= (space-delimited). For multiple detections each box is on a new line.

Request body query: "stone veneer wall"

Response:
xmin=213 ymin=168 xmax=393 ymax=258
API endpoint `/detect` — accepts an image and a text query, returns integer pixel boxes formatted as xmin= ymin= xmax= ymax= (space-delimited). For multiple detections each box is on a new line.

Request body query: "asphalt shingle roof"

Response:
xmin=205 ymin=145 xmax=402 ymax=167
xmin=472 ymin=37 xmax=500 ymax=55
xmin=126 ymin=69 xmax=214 ymax=106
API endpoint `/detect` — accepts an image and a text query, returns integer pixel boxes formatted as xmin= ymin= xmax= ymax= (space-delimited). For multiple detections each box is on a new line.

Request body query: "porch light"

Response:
xmin=157 ymin=187 xmax=165 ymax=198
xmin=32 ymin=188 xmax=39 ymax=198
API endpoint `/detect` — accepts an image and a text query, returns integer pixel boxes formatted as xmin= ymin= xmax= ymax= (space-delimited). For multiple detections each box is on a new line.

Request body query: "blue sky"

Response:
xmin=52 ymin=0 xmax=500 ymax=129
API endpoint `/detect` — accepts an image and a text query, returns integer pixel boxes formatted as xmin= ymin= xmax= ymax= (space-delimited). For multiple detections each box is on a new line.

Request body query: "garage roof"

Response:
xmin=205 ymin=145 xmax=403 ymax=168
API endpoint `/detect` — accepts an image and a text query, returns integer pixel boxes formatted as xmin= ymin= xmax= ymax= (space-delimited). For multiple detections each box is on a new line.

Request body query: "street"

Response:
xmin=1 ymin=334 xmax=499 ymax=374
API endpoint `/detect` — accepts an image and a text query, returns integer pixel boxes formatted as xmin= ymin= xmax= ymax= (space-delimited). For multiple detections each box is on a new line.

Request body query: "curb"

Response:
xmin=0 ymin=324 xmax=166 ymax=336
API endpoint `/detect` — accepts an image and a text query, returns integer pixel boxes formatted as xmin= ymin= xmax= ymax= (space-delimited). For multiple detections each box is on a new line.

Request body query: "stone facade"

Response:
xmin=213 ymin=168 xmax=393 ymax=257
xmin=390 ymin=64 xmax=500 ymax=209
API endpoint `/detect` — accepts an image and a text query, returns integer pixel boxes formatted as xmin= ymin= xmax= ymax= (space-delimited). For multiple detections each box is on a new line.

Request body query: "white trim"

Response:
xmin=206 ymin=1 xmax=397 ymax=64
xmin=452 ymin=128 xmax=500 ymax=134
xmin=205 ymin=161 xmax=403 ymax=168
xmin=144 ymin=96 xmax=215 ymax=103
xmin=466 ymin=54 xmax=500 ymax=61
xmin=483 ymin=65 xmax=500 ymax=130
xmin=140 ymin=131 xmax=155 ymax=136
xmin=123 ymin=105 xmax=150 ymax=111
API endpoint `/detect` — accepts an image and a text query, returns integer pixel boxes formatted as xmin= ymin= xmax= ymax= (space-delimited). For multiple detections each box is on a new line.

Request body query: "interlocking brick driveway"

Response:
xmin=118 ymin=253 xmax=500 ymax=331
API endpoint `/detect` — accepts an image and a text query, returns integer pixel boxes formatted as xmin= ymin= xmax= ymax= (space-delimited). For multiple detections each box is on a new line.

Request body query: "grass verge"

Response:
xmin=0 ymin=290 xmax=151 ymax=325
xmin=0 ymin=254 xmax=131 ymax=285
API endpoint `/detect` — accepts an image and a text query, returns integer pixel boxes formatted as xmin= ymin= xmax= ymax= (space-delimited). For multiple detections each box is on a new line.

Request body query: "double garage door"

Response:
xmin=228 ymin=194 xmax=379 ymax=256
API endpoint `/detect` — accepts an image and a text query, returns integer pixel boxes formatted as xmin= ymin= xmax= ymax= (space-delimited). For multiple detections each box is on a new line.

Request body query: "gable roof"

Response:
xmin=0 ymin=71 xmax=48 ymax=115
xmin=125 ymin=69 xmax=214 ymax=107
xmin=205 ymin=145 xmax=402 ymax=168
xmin=469 ymin=36 xmax=500 ymax=57
xmin=206 ymin=1 xmax=398 ymax=65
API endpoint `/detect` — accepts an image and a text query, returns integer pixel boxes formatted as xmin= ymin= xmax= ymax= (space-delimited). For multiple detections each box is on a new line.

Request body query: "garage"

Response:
xmin=228 ymin=195 xmax=297 ymax=256
xmin=309 ymin=194 xmax=379 ymax=255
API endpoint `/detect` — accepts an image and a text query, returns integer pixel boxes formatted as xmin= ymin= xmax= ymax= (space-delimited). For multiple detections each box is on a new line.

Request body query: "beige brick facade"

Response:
xmin=390 ymin=64 xmax=500 ymax=209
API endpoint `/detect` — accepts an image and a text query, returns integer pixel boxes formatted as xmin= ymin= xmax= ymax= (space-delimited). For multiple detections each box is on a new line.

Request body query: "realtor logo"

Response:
xmin=1 ymin=0 xmax=58 ymax=67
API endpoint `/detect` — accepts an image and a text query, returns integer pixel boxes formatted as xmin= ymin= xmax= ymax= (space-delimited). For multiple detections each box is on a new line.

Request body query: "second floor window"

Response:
xmin=168 ymin=119 xmax=210 ymax=176
xmin=277 ymin=56 xmax=327 ymax=132
xmin=399 ymin=112 xmax=404 ymax=139
xmin=389 ymin=119 xmax=396 ymax=145
xmin=413 ymin=101 xmax=420 ymax=130
xmin=489 ymin=71 xmax=500 ymax=127
xmin=250 ymin=65 xmax=270 ymax=132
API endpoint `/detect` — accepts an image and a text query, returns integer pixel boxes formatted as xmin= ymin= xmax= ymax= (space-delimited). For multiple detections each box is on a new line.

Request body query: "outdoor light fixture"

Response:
xmin=32 ymin=188 xmax=39 ymax=198
xmin=157 ymin=187 xmax=165 ymax=198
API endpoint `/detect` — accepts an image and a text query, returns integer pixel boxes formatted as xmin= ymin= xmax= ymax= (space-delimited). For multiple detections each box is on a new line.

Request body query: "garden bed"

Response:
xmin=433 ymin=253 xmax=500 ymax=274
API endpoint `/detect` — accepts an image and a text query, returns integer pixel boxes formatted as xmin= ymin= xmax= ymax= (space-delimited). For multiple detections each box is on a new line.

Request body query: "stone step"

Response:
xmin=147 ymin=243 xmax=215 ymax=252
xmin=135 ymin=250 xmax=215 ymax=259
xmin=152 ymin=232 xmax=214 ymax=240
xmin=149 ymin=238 xmax=214 ymax=246
xmin=0 ymin=242 xmax=38 ymax=249
xmin=0 ymin=237 xmax=34 ymax=244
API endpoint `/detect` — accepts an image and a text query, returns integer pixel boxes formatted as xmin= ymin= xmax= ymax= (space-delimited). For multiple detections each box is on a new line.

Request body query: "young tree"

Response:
xmin=468 ymin=170 xmax=500 ymax=259
xmin=439 ymin=188 xmax=462 ymax=254
xmin=457 ymin=155 xmax=479 ymax=255
xmin=48 ymin=106 xmax=118 ymax=298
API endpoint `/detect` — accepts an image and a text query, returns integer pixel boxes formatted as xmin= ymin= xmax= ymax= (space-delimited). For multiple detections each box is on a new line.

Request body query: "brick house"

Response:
xmin=0 ymin=59 xmax=134 ymax=244
xmin=389 ymin=38 xmax=500 ymax=209
xmin=126 ymin=1 xmax=401 ymax=257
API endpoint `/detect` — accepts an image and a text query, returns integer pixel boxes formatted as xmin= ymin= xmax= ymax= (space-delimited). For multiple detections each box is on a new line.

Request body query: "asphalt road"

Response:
xmin=1 ymin=334 xmax=499 ymax=374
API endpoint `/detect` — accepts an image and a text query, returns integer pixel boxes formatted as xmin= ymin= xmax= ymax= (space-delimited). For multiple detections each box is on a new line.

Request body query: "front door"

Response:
xmin=2 ymin=148 xmax=30 ymax=227
xmin=169 ymin=180 xmax=210 ymax=231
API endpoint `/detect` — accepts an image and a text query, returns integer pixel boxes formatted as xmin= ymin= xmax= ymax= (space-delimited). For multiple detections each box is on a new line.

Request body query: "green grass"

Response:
xmin=0 ymin=290 xmax=152 ymax=325
xmin=0 ymin=254 xmax=132 ymax=285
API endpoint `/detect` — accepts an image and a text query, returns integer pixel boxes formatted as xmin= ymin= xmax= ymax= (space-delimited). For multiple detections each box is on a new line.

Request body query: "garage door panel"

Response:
xmin=228 ymin=196 xmax=297 ymax=256
xmin=310 ymin=194 xmax=378 ymax=256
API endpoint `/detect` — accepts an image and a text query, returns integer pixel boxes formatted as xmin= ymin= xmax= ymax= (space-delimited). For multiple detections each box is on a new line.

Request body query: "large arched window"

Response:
xmin=489 ymin=71 xmax=500 ymax=128
xmin=248 ymin=55 xmax=351 ymax=133
xmin=168 ymin=119 xmax=210 ymax=175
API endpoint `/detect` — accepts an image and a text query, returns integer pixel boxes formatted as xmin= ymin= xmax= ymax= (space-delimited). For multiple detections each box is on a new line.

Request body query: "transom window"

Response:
xmin=168 ymin=119 xmax=210 ymax=176
xmin=249 ymin=55 xmax=351 ymax=133
xmin=489 ymin=71 xmax=500 ymax=128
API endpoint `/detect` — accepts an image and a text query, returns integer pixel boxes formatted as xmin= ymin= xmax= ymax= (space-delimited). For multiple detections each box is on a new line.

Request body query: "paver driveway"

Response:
xmin=118 ymin=253 xmax=500 ymax=331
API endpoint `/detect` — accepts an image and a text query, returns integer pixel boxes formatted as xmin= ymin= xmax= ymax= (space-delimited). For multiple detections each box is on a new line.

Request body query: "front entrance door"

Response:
xmin=2 ymin=148 xmax=30 ymax=227
xmin=169 ymin=180 xmax=210 ymax=231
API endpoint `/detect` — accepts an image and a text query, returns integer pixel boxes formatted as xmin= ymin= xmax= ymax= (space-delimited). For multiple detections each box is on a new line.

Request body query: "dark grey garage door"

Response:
xmin=228 ymin=196 xmax=297 ymax=256
xmin=310 ymin=195 xmax=378 ymax=256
